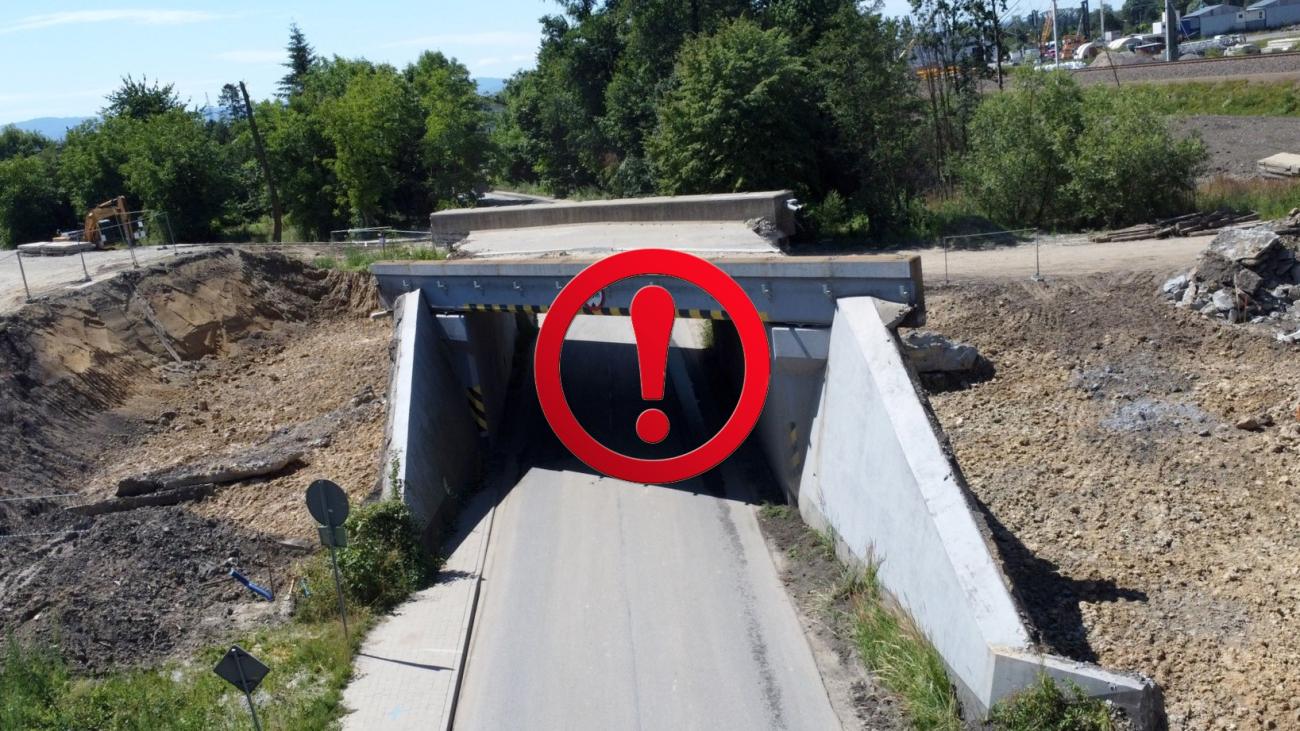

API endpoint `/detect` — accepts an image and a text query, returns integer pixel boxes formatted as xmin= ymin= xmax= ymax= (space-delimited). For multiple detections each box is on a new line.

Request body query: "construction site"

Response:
xmin=0 ymin=189 xmax=1296 ymax=730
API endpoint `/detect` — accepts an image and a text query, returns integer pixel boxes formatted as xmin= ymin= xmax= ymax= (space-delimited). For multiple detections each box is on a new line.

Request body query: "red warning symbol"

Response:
xmin=534 ymin=249 xmax=771 ymax=484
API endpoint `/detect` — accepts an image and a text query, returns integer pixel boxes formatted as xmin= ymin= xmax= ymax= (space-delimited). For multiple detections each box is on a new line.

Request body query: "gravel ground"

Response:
xmin=917 ymin=273 xmax=1300 ymax=730
xmin=1170 ymin=115 xmax=1300 ymax=178
xmin=1070 ymin=52 xmax=1300 ymax=85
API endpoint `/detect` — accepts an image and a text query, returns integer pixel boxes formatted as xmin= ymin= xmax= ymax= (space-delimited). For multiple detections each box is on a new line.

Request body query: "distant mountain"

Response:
xmin=475 ymin=77 xmax=507 ymax=96
xmin=5 ymin=116 xmax=93 ymax=140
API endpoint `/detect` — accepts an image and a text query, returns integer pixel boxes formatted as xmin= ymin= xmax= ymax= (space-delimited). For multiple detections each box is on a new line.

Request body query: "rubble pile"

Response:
xmin=1161 ymin=218 xmax=1300 ymax=341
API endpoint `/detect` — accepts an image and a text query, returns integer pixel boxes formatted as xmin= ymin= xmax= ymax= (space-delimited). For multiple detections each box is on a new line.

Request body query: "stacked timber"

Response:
xmin=1090 ymin=210 xmax=1261 ymax=242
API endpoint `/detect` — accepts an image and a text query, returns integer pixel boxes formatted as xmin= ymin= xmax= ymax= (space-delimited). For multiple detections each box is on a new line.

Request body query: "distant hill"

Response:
xmin=475 ymin=77 xmax=507 ymax=96
xmin=5 ymin=116 xmax=93 ymax=140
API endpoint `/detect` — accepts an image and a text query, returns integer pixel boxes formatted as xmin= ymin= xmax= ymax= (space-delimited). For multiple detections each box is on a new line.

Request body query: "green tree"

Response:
xmin=406 ymin=51 xmax=490 ymax=206
xmin=59 ymin=119 xmax=131 ymax=214
xmin=0 ymin=127 xmax=52 ymax=162
xmin=648 ymin=18 xmax=816 ymax=194
xmin=319 ymin=65 xmax=423 ymax=224
xmin=119 ymin=110 xmax=235 ymax=240
xmin=812 ymin=4 xmax=923 ymax=230
xmin=102 ymin=75 xmax=183 ymax=120
xmin=280 ymin=23 xmax=316 ymax=98
xmin=0 ymin=151 xmax=72 ymax=247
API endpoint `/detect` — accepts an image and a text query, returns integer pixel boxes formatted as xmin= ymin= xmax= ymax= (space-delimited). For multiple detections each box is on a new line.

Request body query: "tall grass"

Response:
xmin=314 ymin=244 xmax=446 ymax=272
xmin=1099 ymin=79 xmax=1300 ymax=117
xmin=849 ymin=563 xmax=963 ymax=731
xmin=1197 ymin=175 xmax=1300 ymax=219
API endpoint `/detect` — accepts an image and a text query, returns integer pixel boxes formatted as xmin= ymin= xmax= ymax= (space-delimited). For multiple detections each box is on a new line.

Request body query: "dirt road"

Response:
xmin=893 ymin=234 xmax=1213 ymax=285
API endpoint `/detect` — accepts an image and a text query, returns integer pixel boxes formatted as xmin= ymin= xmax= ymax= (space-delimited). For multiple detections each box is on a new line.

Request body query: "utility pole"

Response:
xmin=238 ymin=82 xmax=283 ymax=243
xmin=1100 ymin=0 xmax=1106 ymax=42
xmin=1051 ymin=0 xmax=1061 ymax=66
xmin=1164 ymin=0 xmax=1178 ymax=61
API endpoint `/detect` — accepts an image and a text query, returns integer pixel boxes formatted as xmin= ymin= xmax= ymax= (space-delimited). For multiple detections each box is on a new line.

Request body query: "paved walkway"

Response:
xmin=340 ymin=488 xmax=497 ymax=731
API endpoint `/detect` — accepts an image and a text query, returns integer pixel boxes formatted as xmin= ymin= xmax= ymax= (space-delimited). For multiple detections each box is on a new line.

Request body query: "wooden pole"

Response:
xmin=239 ymin=82 xmax=283 ymax=244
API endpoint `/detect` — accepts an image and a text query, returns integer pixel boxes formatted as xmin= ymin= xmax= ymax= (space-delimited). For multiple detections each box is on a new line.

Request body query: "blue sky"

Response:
xmin=0 ymin=1 xmax=553 ymax=124
xmin=0 ymin=0 xmax=977 ymax=125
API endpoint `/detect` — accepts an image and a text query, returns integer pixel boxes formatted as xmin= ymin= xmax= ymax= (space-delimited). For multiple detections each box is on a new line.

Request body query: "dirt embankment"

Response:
xmin=0 ymin=249 xmax=389 ymax=671
xmin=918 ymin=273 xmax=1299 ymax=730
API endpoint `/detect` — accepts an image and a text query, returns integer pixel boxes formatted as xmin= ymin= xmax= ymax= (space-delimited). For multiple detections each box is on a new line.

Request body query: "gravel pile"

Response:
xmin=1161 ymin=218 xmax=1300 ymax=341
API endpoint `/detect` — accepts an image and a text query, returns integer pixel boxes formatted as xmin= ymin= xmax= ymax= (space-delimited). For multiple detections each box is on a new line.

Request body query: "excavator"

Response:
xmin=54 ymin=196 xmax=141 ymax=249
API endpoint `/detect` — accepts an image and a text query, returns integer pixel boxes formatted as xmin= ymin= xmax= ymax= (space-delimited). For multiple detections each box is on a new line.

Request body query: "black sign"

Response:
xmin=305 ymin=479 xmax=350 ymax=527
xmin=213 ymin=645 xmax=269 ymax=694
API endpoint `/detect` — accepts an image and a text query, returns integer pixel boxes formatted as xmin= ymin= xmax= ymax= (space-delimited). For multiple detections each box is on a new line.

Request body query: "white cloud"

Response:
xmin=382 ymin=31 xmax=538 ymax=49
xmin=215 ymin=50 xmax=284 ymax=64
xmin=0 ymin=9 xmax=223 ymax=35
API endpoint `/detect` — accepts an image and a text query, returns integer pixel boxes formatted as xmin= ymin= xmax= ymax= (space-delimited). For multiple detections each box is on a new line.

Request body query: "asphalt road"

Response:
xmin=454 ymin=317 xmax=840 ymax=731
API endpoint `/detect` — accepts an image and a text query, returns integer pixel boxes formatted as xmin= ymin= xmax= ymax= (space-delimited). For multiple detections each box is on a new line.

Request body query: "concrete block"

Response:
xmin=797 ymin=296 xmax=1158 ymax=723
xmin=430 ymin=191 xmax=797 ymax=236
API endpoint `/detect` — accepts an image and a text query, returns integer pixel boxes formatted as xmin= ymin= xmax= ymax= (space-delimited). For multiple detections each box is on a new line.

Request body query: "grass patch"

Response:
xmin=1099 ymin=79 xmax=1300 ymax=117
xmin=1197 ymin=175 xmax=1300 ymax=219
xmin=849 ymin=562 xmax=963 ymax=731
xmin=313 ymin=244 xmax=446 ymax=272
xmin=2 ymin=617 xmax=369 ymax=731
xmin=989 ymin=673 xmax=1115 ymax=731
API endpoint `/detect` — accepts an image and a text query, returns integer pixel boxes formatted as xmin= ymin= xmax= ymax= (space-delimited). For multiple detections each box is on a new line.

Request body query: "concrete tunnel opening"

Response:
xmin=374 ymin=256 xmax=1163 ymax=729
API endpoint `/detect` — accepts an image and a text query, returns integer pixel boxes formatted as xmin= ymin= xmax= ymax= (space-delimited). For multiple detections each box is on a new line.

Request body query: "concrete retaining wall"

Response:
xmin=430 ymin=191 xmax=796 ymax=236
xmin=797 ymin=297 xmax=1158 ymax=725
xmin=752 ymin=326 xmax=829 ymax=503
xmin=382 ymin=291 xmax=483 ymax=545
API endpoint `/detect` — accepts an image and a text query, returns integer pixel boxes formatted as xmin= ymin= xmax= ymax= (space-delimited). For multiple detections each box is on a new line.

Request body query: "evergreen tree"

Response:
xmin=280 ymin=23 xmax=315 ymax=98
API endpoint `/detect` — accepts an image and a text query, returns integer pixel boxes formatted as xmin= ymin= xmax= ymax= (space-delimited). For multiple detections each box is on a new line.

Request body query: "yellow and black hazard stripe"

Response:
xmin=463 ymin=304 xmax=768 ymax=321
xmin=465 ymin=303 xmax=549 ymax=315
xmin=788 ymin=422 xmax=802 ymax=471
xmin=467 ymin=386 xmax=488 ymax=435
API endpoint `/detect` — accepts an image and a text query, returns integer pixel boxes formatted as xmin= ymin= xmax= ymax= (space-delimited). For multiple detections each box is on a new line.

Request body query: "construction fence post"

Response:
xmin=16 ymin=252 xmax=32 ymax=302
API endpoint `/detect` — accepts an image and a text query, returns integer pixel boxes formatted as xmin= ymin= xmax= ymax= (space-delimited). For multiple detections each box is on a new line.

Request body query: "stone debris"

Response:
xmin=900 ymin=331 xmax=984 ymax=373
xmin=1161 ymin=218 xmax=1300 ymax=337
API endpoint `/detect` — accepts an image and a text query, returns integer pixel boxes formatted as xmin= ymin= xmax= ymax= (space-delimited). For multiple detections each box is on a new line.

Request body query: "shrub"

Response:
xmin=961 ymin=70 xmax=1205 ymax=229
xmin=989 ymin=673 xmax=1114 ymax=731
xmin=807 ymin=191 xmax=871 ymax=239
xmin=338 ymin=499 xmax=434 ymax=612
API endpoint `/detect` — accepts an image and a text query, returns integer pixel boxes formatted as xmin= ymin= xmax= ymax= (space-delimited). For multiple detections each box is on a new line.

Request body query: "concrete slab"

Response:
xmin=457 ymin=221 xmax=781 ymax=258
xmin=16 ymin=241 xmax=95 ymax=256
xmin=341 ymin=487 xmax=497 ymax=731
xmin=431 ymin=190 xmax=796 ymax=236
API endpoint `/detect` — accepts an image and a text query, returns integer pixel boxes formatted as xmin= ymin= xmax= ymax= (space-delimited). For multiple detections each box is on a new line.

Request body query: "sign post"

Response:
xmin=305 ymin=479 xmax=351 ymax=640
xmin=213 ymin=645 xmax=269 ymax=731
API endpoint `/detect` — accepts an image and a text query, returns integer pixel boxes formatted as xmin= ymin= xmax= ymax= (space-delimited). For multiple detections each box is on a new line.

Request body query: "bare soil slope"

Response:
xmin=0 ymin=250 xmax=389 ymax=671
xmin=919 ymin=273 xmax=1299 ymax=729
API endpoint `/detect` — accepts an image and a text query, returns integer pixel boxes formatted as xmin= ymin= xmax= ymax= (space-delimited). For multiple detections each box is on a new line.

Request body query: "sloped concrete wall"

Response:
xmin=382 ymin=291 xmax=482 ymax=545
xmin=797 ymin=297 xmax=1157 ymax=724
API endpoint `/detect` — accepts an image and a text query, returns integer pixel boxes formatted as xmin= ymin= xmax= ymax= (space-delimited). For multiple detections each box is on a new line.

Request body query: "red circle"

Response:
xmin=534 ymin=249 xmax=770 ymax=484
xmin=636 ymin=409 xmax=670 ymax=444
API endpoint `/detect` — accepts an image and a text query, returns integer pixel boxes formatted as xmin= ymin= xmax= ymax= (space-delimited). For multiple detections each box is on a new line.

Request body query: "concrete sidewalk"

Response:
xmin=340 ymin=487 xmax=497 ymax=731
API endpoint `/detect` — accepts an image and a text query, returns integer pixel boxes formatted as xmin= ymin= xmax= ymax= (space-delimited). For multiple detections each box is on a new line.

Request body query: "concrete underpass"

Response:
xmin=454 ymin=315 xmax=839 ymax=729
xmin=357 ymin=240 xmax=1159 ymax=729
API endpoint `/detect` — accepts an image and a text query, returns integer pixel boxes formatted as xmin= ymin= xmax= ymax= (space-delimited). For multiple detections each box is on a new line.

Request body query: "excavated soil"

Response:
xmin=0 ymin=249 xmax=389 ymax=671
xmin=917 ymin=273 xmax=1300 ymax=730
